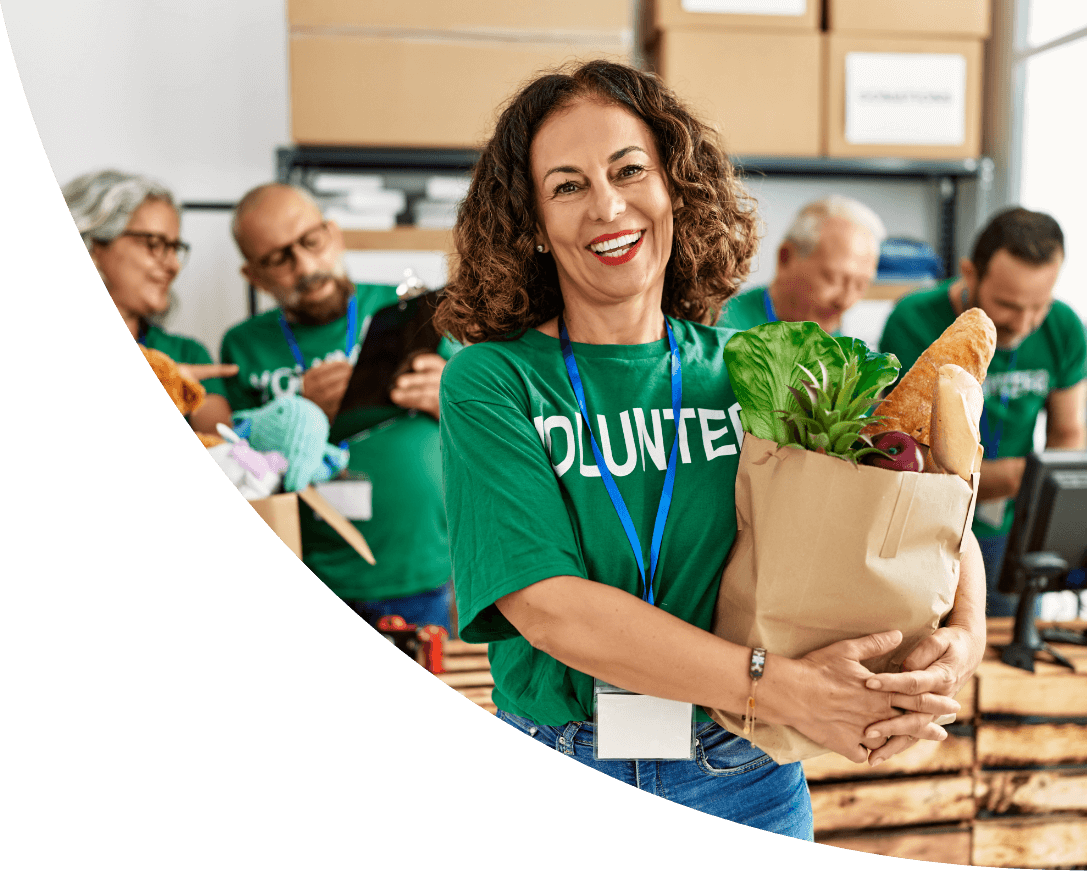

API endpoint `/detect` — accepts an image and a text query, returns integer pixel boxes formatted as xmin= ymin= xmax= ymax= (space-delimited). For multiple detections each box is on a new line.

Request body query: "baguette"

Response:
xmin=863 ymin=307 xmax=996 ymax=446
xmin=925 ymin=364 xmax=984 ymax=480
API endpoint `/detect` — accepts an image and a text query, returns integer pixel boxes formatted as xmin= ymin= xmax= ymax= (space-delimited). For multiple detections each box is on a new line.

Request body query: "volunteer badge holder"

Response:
xmin=558 ymin=315 xmax=695 ymax=761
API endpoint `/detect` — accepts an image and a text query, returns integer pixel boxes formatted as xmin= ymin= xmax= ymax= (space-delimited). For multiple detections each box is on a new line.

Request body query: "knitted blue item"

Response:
xmin=232 ymin=395 xmax=349 ymax=492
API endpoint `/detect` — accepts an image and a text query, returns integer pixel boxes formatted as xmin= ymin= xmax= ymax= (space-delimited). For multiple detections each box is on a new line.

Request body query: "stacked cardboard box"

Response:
xmin=645 ymin=0 xmax=824 ymax=157
xmin=823 ymin=0 xmax=990 ymax=159
xmin=288 ymin=0 xmax=632 ymax=148
xmin=647 ymin=0 xmax=989 ymax=161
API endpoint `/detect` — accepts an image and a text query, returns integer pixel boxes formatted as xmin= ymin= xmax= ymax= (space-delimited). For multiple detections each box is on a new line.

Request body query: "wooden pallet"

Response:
xmin=436 ymin=639 xmax=496 ymax=714
xmin=432 ymin=621 xmax=1086 ymax=867
xmin=807 ymin=618 xmax=1088 ymax=868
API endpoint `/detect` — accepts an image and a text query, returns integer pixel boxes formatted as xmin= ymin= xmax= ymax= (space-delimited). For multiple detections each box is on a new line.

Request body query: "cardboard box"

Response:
xmin=653 ymin=30 xmax=823 ymax=157
xmin=290 ymin=34 xmax=630 ymax=148
xmin=825 ymin=35 xmax=983 ymax=159
xmin=249 ymin=486 xmax=376 ymax=563
xmin=827 ymin=0 xmax=991 ymax=39
xmin=649 ymin=0 xmax=819 ymax=33
xmin=288 ymin=0 xmax=631 ymax=35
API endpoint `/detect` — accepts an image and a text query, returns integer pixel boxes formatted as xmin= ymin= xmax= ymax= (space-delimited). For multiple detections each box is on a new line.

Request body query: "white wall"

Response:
xmin=3 ymin=0 xmax=290 ymax=359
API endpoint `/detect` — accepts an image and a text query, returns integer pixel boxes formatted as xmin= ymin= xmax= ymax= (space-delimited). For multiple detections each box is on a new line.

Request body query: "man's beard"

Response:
xmin=281 ymin=271 xmax=355 ymax=326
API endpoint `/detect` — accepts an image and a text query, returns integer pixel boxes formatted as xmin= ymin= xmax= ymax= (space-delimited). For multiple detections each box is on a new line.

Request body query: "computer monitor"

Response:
xmin=998 ymin=450 xmax=1087 ymax=595
xmin=996 ymin=449 xmax=1086 ymax=671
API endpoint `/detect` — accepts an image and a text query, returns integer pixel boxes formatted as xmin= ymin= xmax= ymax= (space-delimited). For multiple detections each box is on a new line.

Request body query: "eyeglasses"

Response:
xmin=113 ymin=231 xmax=191 ymax=267
xmin=254 ymin=222 xmax=331 ymax=272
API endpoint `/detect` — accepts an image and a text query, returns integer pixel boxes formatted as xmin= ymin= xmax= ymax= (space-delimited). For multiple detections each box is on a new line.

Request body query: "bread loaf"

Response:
xmin=863 ymin=307 xmax=996 ymax=446
xmin=925 ymin=364 xmax=984 ymax=480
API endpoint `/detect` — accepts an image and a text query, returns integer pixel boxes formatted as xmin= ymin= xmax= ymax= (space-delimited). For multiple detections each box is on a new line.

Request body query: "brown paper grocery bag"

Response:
xmin=706 ymin=436 xmax=979 ymax=764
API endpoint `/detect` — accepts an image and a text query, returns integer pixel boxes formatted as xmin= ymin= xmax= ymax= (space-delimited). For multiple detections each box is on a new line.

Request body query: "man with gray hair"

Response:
xmin=718 ymin=195 xmax=886 ymax=336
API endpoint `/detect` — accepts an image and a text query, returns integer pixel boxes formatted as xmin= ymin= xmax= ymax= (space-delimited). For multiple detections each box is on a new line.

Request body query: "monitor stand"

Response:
xmin=1001 ymin=576 xmax=1077 ymax=672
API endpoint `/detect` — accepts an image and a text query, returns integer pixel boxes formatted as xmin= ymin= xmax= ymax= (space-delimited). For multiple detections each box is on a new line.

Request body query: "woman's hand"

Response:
xmin=860 ymin=625 xmax=982 ymax=766
xmin=769 ymin=631 xmax=960 ymax=764
xmin=860 ymin=533 xmax=987 ymax=766
xmin=176 ymin=362 xmax=239 ymax=383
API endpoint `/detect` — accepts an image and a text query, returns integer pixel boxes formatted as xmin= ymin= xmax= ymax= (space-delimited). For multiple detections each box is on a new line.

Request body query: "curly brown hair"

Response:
xmin=434 ymin=59 xmax=760 ymax=344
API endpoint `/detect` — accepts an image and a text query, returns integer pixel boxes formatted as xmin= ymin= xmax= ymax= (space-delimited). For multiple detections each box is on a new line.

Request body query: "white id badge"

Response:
xmin=313 ymin=479 xmax=373 ymax=521
xmin=593 ymin=679 xmax=695 ymax=760
xmin=975 ymin=498 xmax=1008 ymax=528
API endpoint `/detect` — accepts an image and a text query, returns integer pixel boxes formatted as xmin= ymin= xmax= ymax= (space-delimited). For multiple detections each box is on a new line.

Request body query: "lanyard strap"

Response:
xmin=979 ymin=349 xmax=1018 ymax=458
xmin=762 ymin=289 xmax=778 ymax=324
xmin=278 ymin=295 xmax=358 ymax=372
xmin=558 ymin=314 xmax=682 ymax=606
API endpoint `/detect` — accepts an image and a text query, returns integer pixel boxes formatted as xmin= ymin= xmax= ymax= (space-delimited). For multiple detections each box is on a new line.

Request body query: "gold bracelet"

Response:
xmin=743 ymin=647 xmax=766 ymax=736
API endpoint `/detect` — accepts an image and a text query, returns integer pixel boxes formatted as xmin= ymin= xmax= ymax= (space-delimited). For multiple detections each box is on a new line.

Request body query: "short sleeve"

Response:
xmin=1054 ymin=304 xmax=1088 ymax=391
xmin=439 ymin=352 xmax=585 ymax=643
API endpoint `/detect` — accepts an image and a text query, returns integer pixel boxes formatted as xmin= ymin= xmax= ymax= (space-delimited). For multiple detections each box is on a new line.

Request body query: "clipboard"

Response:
xmin=330 ymin=289 xmax=443 ymax=439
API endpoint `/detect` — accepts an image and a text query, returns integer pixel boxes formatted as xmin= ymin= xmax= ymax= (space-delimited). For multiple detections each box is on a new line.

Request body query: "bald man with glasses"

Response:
xmin=221 ymin=183 xmax=455 ymax=632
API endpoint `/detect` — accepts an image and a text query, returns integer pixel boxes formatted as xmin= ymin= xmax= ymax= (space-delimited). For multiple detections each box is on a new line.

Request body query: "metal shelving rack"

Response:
xmin=275 ymin=144 xmax=993 ymax=294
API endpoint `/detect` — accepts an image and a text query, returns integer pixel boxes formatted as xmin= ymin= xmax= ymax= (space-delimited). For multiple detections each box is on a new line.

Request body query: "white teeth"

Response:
xmin=590 ymin=231 xmax=643 ymax=254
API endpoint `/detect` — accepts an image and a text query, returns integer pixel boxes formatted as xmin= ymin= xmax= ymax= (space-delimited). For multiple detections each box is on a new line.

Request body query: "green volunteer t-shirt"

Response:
xmin=717 ymin=286 xmax=846 ymax=338
xmin=220 ymin=284 xmax=455 ymax=601
xmin=440 ymin=317 xmax=743 ymax=726
xmin=142 ymin=323 xmax=227 ymax=398
xmin=879 ymin=279 xmax=1088 ymax=536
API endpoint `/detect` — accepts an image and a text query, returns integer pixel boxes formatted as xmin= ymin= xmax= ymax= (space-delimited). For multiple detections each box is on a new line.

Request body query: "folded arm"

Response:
xmin=498 ymin=576 xmax=958 ymax=764
xmin=863 ymin=529 xmax=986 ymax=765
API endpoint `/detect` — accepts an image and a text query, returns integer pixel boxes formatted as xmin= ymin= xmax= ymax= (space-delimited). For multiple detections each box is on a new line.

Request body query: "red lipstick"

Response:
xmin=587 ymin=230 xmax=645 ymax=265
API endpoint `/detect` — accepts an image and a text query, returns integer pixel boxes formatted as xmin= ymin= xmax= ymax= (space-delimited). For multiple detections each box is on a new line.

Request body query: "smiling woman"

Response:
xmin=436 ymin=60 xmax=759 ymax=345
xmin=434 ymin=59 xmax=983 ymax=838
xmin=63 ymin=169 xmax=236 ymax=434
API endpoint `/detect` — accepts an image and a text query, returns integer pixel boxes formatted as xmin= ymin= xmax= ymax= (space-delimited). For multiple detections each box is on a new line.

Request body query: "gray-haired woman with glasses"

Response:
xmin=63 ymin=169 xmax=236 ymax=434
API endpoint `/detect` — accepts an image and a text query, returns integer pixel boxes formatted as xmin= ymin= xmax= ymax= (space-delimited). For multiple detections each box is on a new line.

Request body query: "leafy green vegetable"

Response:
xmin=834 ymin=336 xmax=902 ymax=406
xmin=723 ymin=322 xmax=901 ymax=453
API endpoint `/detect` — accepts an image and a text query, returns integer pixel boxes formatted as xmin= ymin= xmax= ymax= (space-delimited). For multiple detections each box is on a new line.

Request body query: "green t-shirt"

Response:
xmin=717 ymin=286 xmax=774 ymax=332
xmin=879 ymin=279 xmax=1088 ymax=536
xmin=717 ymin=286 xmax=846 ymax=338
xmin=439 ymin=318 xmax=743 ymax=726
xmin=220 ymin=284 xmax=454 ymax=602
xmin=142 ymin=323 xmax=227 ymax=398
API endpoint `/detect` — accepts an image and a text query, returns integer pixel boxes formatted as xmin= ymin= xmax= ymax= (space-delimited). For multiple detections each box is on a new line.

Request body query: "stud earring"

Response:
xmin=536 ymin=244 xmax=545 ymax=253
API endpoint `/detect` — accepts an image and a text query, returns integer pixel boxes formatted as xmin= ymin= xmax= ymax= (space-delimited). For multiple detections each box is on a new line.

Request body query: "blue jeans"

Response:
xmin=497 ymin=709 xmax=813 ymax=840
xmin=344 ymin=581 xmax=452 ymax=632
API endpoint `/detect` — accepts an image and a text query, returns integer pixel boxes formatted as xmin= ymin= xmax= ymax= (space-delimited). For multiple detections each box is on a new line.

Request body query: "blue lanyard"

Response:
xmin=558 ymin=314 xmax=682 ymax=606
xmin=762 ymin=289 xmax=778 ymax=323
xmin=278 ymin=295 xmax=359 ymax=372
xmin=979 ymin=349 xmax=1018 ymax=458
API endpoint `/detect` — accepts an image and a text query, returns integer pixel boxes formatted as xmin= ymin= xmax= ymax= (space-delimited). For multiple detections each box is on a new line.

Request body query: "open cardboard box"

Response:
xmin=248 ymin=486 xmax=376 ymax=565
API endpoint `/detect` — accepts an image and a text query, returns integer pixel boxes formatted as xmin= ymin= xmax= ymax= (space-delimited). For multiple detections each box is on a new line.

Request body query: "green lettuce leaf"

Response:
xmin=723 ymin=322 xmax=846 ymax=443
xmin=723 ymin=323 xmax=901 ymax=443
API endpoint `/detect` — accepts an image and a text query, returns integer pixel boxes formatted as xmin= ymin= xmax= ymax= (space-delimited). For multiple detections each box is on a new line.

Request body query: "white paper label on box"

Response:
xmin=844 ymin=52 xmax=967 ymax=146
xmin=681 ymin=0 xmax=805 ymax=15
xmin=313 ymin=480 xmax=373 ymax=521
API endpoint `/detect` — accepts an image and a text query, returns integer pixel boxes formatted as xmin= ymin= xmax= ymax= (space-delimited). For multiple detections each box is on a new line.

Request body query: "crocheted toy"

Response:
xmin=139 ymin=345 xmax=223 ymax=447
xmin=232 ymin=395 xmax=349 ymax=492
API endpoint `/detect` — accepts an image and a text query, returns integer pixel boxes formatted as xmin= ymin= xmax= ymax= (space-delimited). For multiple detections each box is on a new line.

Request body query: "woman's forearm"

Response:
xmin=496 ymin=576 xmax=956 ymax=762
xmin=499 ymin=575 xmax=755 ymax=714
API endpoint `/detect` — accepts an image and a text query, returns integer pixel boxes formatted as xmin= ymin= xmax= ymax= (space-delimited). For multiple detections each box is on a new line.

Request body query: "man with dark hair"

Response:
xmin=879 ymin=207 xmax=1086 ymax=616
